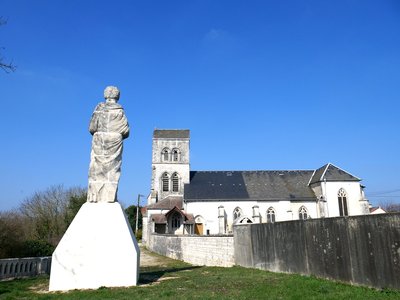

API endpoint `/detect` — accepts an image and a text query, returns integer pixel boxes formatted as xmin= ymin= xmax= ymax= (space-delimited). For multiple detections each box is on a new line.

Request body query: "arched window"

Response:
xmin=172 ymin=173 xmax=179 ymax=192
xmin=162 ymin=148 xmax=170 ymax=161
xmin=338 ymin=188 xmax=348 ymax=216
xmin=239 ymin=217 xmax=253 ymax=224
xmin=172 ymin=148 xmax=180 ymax=162
xmin=299 ymin=206 xmax=308 ymax=220
xmin=266 ymin=207 xmax=276 ymax=223
xmin=233 ymin=207 xmax=242 ymax=220
xmin=172 ymin=213 xmax=181 ymax=229
xmin=162 ymin=173 xmax=169 ymax=192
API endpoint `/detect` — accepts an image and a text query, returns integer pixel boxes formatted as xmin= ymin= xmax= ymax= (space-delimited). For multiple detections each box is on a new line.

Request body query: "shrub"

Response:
xmin=135 ymin=229 xmax=142 ymax=241
xmin=20 ymin=240 xmax=54 ymax=257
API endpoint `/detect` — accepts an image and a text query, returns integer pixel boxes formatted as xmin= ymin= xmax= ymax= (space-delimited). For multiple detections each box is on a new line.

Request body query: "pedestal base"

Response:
xmin=49 ymin=202 xmax=140 ymax=291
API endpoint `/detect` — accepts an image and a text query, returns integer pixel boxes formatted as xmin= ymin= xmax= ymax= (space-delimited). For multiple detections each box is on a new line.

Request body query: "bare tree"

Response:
xmin=0 ymin=210 xmax=27 ymax=258
xmin=0 ymin=185 xmax=86 ymax=258
xmin=0 ymin=17 xmax=16 ymax=73
xmin=20 ymin=185 xmax=86 ymax=246
xmin=380 ymin=201 xmax=400 ymax=213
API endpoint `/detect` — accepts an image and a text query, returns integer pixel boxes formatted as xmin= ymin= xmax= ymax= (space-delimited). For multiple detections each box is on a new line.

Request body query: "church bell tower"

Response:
xmin=148 ymin=129 xmax=190 ymax=205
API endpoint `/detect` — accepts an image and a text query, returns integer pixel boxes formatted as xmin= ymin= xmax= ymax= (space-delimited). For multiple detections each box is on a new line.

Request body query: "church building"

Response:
xmin=142 ymin=129 xmax=370 ymax=242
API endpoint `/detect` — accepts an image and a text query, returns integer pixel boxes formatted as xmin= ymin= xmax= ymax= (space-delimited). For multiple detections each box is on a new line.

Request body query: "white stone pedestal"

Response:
xmin=49 ymin=202 xmax=140 ymax=291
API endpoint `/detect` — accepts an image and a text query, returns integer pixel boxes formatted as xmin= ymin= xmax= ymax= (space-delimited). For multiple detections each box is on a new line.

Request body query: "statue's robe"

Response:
xmin=87 ymin=102 xmax=129 ymax=202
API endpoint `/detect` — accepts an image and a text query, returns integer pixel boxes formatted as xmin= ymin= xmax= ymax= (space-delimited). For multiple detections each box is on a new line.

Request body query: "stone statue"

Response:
xmin=87 ymin=86 xmax=130 ymax=203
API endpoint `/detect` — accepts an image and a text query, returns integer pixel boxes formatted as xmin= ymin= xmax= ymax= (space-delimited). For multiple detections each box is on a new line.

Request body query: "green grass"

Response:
xmin=0 ymin=250 xmax=399 ymax=300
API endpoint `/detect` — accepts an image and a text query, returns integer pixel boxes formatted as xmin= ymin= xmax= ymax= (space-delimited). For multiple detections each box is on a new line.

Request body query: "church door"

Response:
xmin=195 ymin=223 xmax=203 ymax=235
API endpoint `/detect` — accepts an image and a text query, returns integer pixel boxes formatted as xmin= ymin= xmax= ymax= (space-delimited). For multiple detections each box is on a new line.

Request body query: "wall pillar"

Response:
xmin=318 ymin=196 xmax=327 ymax=218
xmin=252 ymin=205 xmax=260 ymax=223
xmin=218 ymin=205 xmax=225 ymax=234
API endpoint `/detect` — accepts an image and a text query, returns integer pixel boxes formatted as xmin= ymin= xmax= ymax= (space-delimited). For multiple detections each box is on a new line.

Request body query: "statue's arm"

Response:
xmin=122 ymin=117 xmax=130 ymax=139
xmin=120 ymin=110 xmax=130 ymax=139
xmin=123 ymin=125 xmax=130 ymax=139
xmin=89 ymin=111 xmax=98 ymax=135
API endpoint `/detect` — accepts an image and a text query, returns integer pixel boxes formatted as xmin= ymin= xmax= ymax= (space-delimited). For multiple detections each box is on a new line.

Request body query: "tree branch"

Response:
xmin=0 ymin=59 xmax=17 ymax=73
xmin=0 ymin=17 xmax=16 ymax=73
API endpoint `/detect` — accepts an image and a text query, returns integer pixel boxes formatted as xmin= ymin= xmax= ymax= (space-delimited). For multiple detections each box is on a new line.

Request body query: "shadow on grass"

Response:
xmin=139 ymin=266 xmax=200 ymax=285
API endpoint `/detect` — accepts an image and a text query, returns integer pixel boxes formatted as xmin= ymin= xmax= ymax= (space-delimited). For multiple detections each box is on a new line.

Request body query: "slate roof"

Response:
xmin=184 ymin=170 xmax=317 ymax=202
xmin=165 ymin=207 xmax=195 ymax=224
xmin=308 ymin=163 xmax=360 ymax=185
xmin=151 ymin=214 xmax=167 ymax=224
xmin=153 ymin=129 xmax=190 ymax=139
xmin=146 ymin=196 xmax=183 ymax=210
xmin=151 ymin=207 xmax=195 ymax=224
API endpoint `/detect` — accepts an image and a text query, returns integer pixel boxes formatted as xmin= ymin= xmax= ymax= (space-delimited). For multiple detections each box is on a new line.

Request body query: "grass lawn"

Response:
xmin=0 ymin=249 xmax=399 ymax=300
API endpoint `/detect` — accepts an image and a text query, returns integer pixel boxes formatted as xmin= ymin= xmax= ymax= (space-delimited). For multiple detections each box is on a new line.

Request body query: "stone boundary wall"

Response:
xmin=0 ymin=257 xmax=51 ymax=281
xmin=234 ymin=213 xmax=400 ymax=289
xmin=148 ymin=234 xmax=234 ymax=267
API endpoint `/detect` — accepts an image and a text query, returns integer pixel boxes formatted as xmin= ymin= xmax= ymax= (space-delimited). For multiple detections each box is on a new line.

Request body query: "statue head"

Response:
xmin=104 ymin=86 xmax=120 ymax=102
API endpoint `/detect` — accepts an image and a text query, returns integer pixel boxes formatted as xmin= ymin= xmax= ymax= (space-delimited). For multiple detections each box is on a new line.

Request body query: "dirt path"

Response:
xmin=139 ymin=243 xmax=167 ymax=267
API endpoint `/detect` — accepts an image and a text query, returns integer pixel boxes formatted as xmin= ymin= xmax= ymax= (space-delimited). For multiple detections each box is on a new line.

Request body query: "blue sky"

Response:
xmin=1 ymin=0 xmax=399 ymax=210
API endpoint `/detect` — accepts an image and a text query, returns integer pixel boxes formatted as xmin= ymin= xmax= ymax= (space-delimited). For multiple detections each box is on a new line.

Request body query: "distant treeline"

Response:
xmin=0 ymin=185 xmax=142 ymax=259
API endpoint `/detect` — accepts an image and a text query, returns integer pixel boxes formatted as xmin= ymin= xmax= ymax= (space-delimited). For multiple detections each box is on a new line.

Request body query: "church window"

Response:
xmin=162 ymin=148 xmax=170 ymax=161
xmin=266 ymin=207 xmax=276 ymax=223
xmin=172 ymin=173 xmax=179 ymax=192
xmin=299 ymin=206 xmax=308 ymax=220
xmin=233 ymin=207 xmax=242 ymax=220
xmin=162 ymin=173 xmax=169 ymax=191
xmin=172 ymin=149 xmax=179 ymax=162
xmin=338 ymin=188 xmax=348 ymax=216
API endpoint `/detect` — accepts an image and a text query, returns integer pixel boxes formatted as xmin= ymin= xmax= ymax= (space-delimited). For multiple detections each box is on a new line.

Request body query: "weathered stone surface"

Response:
xmin=49 ymin=87 xmax=138 ymax=291
xmin=234 ymin=213 xmax=400 ymax=289
xmin=87 ymin=86 xmax=129 ymax=203
xmin=49 ymin=202 xmax=139 ymax=291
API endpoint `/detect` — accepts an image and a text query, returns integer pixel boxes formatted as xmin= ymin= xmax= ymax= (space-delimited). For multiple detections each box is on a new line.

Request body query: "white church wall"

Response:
xmin=263 ymin=201 xmax=293 ymax=222
xmin=289 ymin=202 xmax=318 ymax=220
xmin=186 ymin=200 xmax=319 ymax=234
xmin=324 ymin=182 xmax=368 ymax=217
xmin=186 ymin=202 xmax=221 ymax=234
xmin=255 ymin=201 xmax=292 ymax=223
xmin=188 ymin=201 xmax=264 ymax=234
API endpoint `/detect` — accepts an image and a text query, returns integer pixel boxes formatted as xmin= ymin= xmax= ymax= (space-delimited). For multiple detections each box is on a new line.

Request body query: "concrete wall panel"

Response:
xmin=234 ymin=213 xmax=400 ymax=289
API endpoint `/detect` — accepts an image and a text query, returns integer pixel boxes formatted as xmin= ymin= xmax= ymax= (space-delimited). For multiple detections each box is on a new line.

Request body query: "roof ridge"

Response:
xmin=327 ymin=163 xmax=361 ymax=181
xmin=319 ymin=163 xmax=331 ymax=182
xmin=307 ymin=169 xmax=316 ymax=186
